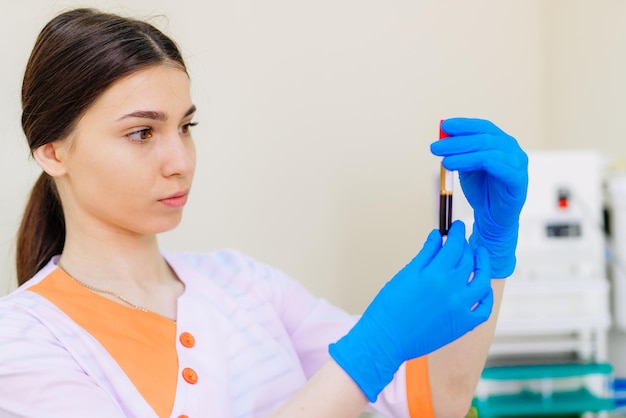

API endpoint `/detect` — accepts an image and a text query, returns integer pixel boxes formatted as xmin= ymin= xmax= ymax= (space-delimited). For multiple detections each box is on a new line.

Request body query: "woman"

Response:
xmin=0 ymin=8 xmax=528 ymax=418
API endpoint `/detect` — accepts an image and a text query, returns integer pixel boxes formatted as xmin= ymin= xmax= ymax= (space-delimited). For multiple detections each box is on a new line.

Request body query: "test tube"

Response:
xmin=439 ymin=120 xmax=453 ymax=235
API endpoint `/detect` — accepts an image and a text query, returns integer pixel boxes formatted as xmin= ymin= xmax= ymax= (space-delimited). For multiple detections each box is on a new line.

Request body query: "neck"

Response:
xmin=59 ymin=227 xmax=171 ymax=290
xmin=57 ymin=219 xmax=183 ymax=322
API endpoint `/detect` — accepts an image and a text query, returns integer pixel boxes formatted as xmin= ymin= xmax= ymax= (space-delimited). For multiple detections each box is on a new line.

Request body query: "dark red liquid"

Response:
xmin=439 ymin=193 xmax=453 ymax=235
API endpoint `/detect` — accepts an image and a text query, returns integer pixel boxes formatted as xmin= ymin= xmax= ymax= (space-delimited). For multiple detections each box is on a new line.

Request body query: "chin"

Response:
xmin=148 ymin=215 xmax=184 ymax=234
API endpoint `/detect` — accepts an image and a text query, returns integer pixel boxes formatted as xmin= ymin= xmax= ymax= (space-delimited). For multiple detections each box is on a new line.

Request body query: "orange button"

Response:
xmin=178 ymin=415 xmax=189 ymax=418
xmin=180 ymin=332 xmax=195 ymax=348
xmin=182 ymin=367 xmax=198 ymax=384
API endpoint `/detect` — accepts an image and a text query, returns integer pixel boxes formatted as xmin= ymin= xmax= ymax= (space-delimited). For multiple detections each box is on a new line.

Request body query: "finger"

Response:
xmin=454 ymin=239 xmax=474 ymax=272
xmin=469 ymin=288 xmax=494 ymax=324
xmin=433 ymin=220 xmax=466 ymax=266
xmin=443 ymin=148 xmax=516 ymax=171
xmin=468 ymin=247 xmax=492 ymax=289
xmin=441 ymin=118 xmax=508 ymax=137
xmin=443 ymin=150 xmax=526 ymax=184
xmin=466 ymin=247 xmax=492 ymax=296
xmin=409 ymin=228 xmax=442 ymax=270
xmin=466 ymin=280 xmax=492 ymax=314
xmin=430 ymin=133 xmax=519 ymax=157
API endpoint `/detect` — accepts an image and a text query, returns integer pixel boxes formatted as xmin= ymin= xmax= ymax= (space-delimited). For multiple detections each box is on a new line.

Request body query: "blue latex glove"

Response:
xmin=431 ymin=118 xmax=528 ymax=278
xmin=329 ymin=221 xmax=493 ymax=402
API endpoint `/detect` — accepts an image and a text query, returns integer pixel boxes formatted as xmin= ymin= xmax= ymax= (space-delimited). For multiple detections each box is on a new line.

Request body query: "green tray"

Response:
xmin=480 ymin=363 xmax=612 ymax=381
xmin=472 ymin=387 xmax=613 ymax=417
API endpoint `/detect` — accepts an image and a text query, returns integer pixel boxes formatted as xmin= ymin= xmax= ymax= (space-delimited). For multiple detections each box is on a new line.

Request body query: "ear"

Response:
xmin=33 ymin=141 xmax=68 ymax=177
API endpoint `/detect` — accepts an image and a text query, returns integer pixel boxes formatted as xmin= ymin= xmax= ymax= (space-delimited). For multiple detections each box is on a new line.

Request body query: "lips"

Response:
xmin=159 ymin=190 xmax=189 ymax=208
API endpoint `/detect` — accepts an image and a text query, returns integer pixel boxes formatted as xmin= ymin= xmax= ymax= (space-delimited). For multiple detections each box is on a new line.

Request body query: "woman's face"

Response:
xmin=56 ymin=65 xmax=197 ymax=237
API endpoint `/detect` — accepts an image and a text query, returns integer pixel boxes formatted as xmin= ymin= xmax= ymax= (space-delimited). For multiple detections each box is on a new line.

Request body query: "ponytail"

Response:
xmin=17 ymin=8 xmax=187 ymax=284
xmin=16 ymin=173 xmax=65 ymax=285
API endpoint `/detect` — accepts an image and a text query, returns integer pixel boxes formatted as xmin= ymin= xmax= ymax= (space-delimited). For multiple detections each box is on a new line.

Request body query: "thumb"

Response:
xmin=409 ymin=229 xmax=442 ymax=270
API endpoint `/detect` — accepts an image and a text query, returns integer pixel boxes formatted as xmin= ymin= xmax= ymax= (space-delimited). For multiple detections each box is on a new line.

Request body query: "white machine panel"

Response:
xmin=452 ymin=149 xmax=611 ymax=362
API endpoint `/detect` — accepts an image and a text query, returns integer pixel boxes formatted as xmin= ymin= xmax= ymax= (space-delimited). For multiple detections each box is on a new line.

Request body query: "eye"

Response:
xmin=180 ymin=121 xmax=198 ymax=135
xmin=126 ymin=128 xmax=153 ymax=143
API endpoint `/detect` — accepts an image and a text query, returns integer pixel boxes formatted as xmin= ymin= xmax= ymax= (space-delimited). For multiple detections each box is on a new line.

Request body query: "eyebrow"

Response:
xmin=117 ymin=104 xmax=197 ymax=121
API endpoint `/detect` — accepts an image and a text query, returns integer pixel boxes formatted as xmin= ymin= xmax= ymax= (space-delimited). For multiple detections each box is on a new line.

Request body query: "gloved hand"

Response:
xmin=329 ymin=221 xmax=493 ymax=402
xmin=431 ymin=118 xmax=528 ymax=278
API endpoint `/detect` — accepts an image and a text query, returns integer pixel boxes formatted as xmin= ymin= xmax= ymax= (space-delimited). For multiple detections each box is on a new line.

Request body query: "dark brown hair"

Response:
xmin=17 ymin=8 xmax=187 ymax=285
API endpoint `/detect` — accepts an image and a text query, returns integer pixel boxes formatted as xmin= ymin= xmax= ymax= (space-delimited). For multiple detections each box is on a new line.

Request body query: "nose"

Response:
xmin=161 ymin=132 xmax=196 ymax=178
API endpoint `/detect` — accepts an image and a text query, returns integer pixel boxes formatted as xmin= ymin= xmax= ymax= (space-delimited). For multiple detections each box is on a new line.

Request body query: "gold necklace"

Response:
xmin=57 ymin=262 xmax=176 ymax=323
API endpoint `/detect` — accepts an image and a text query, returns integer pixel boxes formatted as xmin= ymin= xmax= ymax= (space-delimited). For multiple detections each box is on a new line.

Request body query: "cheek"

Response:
xmin=77 ymin=150 xmax=148 ymax=195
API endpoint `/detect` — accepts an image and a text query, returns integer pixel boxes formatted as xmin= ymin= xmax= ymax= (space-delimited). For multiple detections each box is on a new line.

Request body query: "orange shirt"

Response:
xmin=29 ymin=268 xmax=178 ymax=417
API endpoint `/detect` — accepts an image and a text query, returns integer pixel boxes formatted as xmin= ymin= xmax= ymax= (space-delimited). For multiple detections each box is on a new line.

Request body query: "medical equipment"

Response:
xmin=607 ymin=169 xmax=626 ymax=332
xmin=451 ymin=150 xmax=614 ymax=416
xmin=438 ymin=121 xmax=453 ymax=236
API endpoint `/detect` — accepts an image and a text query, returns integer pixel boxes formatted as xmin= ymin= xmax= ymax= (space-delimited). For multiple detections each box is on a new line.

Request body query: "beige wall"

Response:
xmin=543 ymin=0 xmax=626 ymax=155
xmin=1 ymin=1 xmax=546 ymax=311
